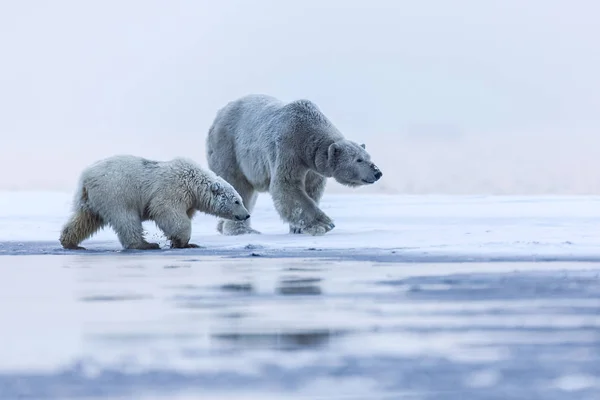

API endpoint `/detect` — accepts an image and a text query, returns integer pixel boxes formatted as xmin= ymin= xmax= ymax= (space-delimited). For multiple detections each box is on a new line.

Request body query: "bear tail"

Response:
xmin=72 ymin=183 xmax=90 ymax=211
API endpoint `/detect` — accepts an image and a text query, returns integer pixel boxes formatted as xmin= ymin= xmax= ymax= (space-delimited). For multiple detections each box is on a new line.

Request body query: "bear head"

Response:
xmin=327 ymin=140 xmax=383 ymax=187
xmin=205 ymin=178 xmax=251 ymax=222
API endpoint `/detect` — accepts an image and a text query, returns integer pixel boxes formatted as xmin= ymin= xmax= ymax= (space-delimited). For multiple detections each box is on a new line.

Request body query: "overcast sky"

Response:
xmin=1 ymin=0 xmax=599 ymax=194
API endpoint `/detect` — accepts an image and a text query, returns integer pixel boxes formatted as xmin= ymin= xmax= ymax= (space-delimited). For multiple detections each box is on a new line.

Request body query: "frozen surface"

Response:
xmin=2 ymin=192 xmax=600 ymax=261
xmin=0 ymin=192 xmax=599 ymax=399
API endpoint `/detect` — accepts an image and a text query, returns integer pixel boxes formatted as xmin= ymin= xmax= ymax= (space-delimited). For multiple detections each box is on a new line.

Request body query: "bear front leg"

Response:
xmin=107 ymin=212 xmax=160 ymax=250
xmin=219 ymin=219 xmax=261 ymax=236
xmin=271 ymin=174 xmax=335 ymax=236
xmin=289 ymin=171 xmax=327 ymax=234
xmin=153 ymin=210 xmax=199 ymax=249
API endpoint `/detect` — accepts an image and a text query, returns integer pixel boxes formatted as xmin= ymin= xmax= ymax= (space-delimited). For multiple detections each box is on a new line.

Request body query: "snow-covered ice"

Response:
xmin=0 ymin=191 xmax=599 ymax=399
xmin=2 ymin=191 xmax=600 ymax=260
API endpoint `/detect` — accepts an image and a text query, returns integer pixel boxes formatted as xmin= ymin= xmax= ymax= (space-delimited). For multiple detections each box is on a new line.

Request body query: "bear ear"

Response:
xmin=360 ymin=143 xmax=366 ymax=149
xmin=328 ymin=142 xmax=341 ymax=162
xmin=211 ymin=182 xmax=221 ymax=193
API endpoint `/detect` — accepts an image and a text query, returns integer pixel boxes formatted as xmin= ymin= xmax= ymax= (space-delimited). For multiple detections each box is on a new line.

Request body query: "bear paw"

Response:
xmin=290 ymin=224 xmax=335 ymax=235
xmin=125 ymin=242 xmax=160 ymax=250
xmin=289 ymin=225 xmax=304 ymax=234
xmin=219 ymin=219 xmax=261 ymax=236
xmin=295 ymin=212 xmax=335 ymax=236
xmin=137 ymin=242 xmax=161 ymax=250
xmin=303 ymin=223 xmax=335 ymax=236
xmin=222 ymin=227 xmax=261 ymax=236
xmin=170 ymin=242 xmax=202 ymax=249
xmin=62 ymin=244 xmax=86 ymax=250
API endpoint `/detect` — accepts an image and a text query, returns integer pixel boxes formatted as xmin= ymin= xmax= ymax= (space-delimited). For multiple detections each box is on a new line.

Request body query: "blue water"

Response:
xmin=0 ymin=244 xmax=599 ymax=400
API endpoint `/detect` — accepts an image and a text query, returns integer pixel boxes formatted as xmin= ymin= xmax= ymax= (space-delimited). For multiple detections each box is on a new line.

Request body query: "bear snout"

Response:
xmin=372 ymin=164 xmax=383 ymax=180
xmin=235 ymin=214 xmax=251 ymax=221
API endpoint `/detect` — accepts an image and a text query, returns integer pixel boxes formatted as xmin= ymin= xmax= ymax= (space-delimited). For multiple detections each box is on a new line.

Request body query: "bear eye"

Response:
xmin=234 ymin=200 xmax=240 ymax=205
xmin=356 ymin=159 xmax=363 ymax=163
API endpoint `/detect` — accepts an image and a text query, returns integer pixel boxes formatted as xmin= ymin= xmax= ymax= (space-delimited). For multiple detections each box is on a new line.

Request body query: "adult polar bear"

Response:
xmin=206 ymin=94 xmax=383 ymax=236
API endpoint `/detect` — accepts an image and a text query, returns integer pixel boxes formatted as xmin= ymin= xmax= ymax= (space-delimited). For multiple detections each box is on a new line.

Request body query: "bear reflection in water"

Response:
xmin=213 ymin=330 xmax=343 ymax=352
xmin=277 ymin=276 xmax=323 ymax=295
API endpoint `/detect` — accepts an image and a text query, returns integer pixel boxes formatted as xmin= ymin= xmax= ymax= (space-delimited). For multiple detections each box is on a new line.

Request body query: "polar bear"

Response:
xmin=206 ymin=94 xmax=383 ymax=236
xmin=59 ymin=155 xmax=250 ymax=250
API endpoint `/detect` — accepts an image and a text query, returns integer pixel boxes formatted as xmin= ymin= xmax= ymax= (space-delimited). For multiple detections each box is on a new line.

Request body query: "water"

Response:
xmin=1 ymin=254 xmax=599 ymax=399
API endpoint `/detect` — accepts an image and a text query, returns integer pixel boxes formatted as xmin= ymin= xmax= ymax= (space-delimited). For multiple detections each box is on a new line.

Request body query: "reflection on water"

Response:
xmin=163 ymin=264 xmax=192 ymax=269
xmin=90 ymin=332 xmax=200 ymax=344
xmin=78 ymin=294 xmax=151 ymax=302
xmin=220 ymin=283 xmax=255 ymax=293
xmin=2 ymin=256 xmax=599 ymax=400
xmin=277 ymin=276 xmax=323 ymax=295
xmin=280 ymin=277 xmax=322 ymax=284
xmin=377 ymin=270 xmax=600 ymax=301
xmin=213 ymin=330 xmax=342 ymax=351
xmin=218 ymin=311 xmax=248 ymax=319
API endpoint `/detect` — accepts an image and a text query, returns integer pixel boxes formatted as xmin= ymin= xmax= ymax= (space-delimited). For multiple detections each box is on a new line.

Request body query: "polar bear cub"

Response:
xmin=59 ymin=155 xmax=250 ymax=250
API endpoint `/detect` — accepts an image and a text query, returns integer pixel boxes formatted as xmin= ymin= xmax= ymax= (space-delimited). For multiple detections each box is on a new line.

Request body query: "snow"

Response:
xmin=0 ymin=191 xmax=599 ymax=400
xmin=2 ymin=191 xmax=600 ymax=259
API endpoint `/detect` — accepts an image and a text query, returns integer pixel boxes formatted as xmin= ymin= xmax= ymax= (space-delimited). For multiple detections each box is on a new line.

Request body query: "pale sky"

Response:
xmin=1 ymin=0 xmax=599 ymax=194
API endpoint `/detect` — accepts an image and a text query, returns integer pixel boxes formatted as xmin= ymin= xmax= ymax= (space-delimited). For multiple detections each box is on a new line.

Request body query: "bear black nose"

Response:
xmin=244 ymin=214 xmax=251 ymax=220
xmin=371 ymin=164 xmax=382 ymax=180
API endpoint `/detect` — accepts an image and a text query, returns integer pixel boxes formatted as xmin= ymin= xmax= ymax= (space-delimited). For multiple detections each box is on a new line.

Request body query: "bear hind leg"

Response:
xmin=60 ymin=209 xmax=105 ymax=250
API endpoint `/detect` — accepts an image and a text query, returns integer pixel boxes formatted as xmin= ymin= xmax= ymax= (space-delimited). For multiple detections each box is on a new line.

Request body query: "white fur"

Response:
xmin=59 ymin=155 xmax=249 ymax=250
xmin=206 ymin=94 xmax=383 ymax=236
